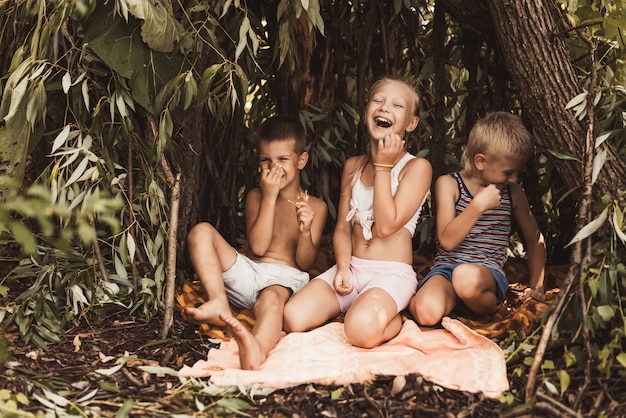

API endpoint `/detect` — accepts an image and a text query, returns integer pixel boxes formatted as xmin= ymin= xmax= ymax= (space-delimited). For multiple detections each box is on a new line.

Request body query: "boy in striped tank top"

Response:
xmin=409 ymin=112 xmax=546 ymax=326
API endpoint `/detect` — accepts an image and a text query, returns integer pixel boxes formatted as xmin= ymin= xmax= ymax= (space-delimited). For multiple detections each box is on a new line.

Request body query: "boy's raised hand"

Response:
xmin=289 ymin=200 xmax=315 ymax=232
xmin=260 ymin=163 xmax=284 ymax=200
xmin=474 ymin=184 xmax=503 ymax=212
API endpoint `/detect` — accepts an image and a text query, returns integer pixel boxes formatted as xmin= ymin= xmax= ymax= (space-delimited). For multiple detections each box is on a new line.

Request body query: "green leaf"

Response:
xmin=596 ymin=305 xmax=615 ymax=322
xmin=51 ymin=124 xmax=72 ymax=153
xmin=10 ymin=221 xmax=37 ymax=254
xmin=563 ymin=349 xmax=578 ymax=367
xmin=595 ymin=131 xmax=612 ymax=148
xmin=157 ymin=109 xmax=172 ymax=158
xmin=121 ymin=0 xmax=187 ymax=53
xmin=82 ymin=1 xmax=184 ymax=115
xmin=616 ymin=353 xmax=626 ymax=369
xmin=548 ymin=149 xmax=580 ymax=162
xmin=136 ymin=365 xmax=179 ymax=376
xmin=331 ymin=387 xmax=344 ymax=400
xmin=556 ymin=370 xmax=570 ymax=396
xmin=565 ymin=90 xmax=588 ymax=110
xmin=235 ymin=16 xmax=250 ymax=60
xmin=127 ymin=231 xmax=136 ymax=263
xmin=612 ymin=204 xmax=626 ymax=244
xmin=543 ymin=379 xmax=559 ymax=395
xmin=216 ymin=398 xmax=255 ymax=412
xmin=96 ymin=363 xmax=124 ymax=376
xmin=65 ymin=157 xmax=89 ymax=187
xmin=98 ymin=380 xmax=121 ymax=393
xmin=591 ymin=148 xmax=607 ymax=185
xmin=33 ymin=323 xmax=61 ymax=344
xmin=566 ymin=206 xmax=608 ymax=247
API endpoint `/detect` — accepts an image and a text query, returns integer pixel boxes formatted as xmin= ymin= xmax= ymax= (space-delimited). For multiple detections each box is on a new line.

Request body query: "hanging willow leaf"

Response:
xmin=566 ymin=206 xmax=608 ymax=247
xmin=592 ymin=148 xmax=607 ymax=185
xmin=51 ymin=125 xmax=71 ymax=153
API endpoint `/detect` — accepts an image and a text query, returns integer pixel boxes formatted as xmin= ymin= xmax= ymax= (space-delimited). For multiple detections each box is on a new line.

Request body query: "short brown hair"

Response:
xmin=461 ymin=112 xmax=534 ymax=176
xmin=256 ymin=115 xmax=306 ymax=154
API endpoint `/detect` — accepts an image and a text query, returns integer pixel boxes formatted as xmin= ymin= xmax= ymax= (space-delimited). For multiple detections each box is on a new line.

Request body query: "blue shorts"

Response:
xmin=418 ymin=263 xmax=509 ymax=304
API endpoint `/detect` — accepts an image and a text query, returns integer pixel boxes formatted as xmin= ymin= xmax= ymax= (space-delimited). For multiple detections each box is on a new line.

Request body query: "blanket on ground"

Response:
xmin=178 ymin=316 xmax=509 ymax=398
xmin=176 ymin=256 xmax=564 ymax=398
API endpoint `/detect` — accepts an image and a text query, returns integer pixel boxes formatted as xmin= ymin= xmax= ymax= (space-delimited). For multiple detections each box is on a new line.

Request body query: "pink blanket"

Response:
xmin=179 ymin=317 xmax=509 ymax=398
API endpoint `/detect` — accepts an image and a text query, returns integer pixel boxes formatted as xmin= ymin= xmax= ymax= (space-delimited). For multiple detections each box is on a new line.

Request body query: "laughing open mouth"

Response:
xmin=375 ymin=117 xmax=392 ymax=128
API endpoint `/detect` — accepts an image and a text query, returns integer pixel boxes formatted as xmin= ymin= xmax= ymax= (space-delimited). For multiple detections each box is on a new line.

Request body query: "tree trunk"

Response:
xmin=441 ymin=0 xmax=626 ymax=198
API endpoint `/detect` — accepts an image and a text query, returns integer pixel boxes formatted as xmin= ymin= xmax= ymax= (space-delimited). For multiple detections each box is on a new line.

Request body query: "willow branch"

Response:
xmin=142 ymin=109 xmax=181 ymax=338
xmin=574 ymin=32 xmax=597 ymax=410
xmin=161 ymin=167 xmax=181 ymax=339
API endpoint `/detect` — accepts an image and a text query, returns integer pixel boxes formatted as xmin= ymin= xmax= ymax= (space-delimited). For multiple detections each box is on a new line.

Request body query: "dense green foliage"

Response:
xmin=0 ymin=0 xmax=625 ymax=412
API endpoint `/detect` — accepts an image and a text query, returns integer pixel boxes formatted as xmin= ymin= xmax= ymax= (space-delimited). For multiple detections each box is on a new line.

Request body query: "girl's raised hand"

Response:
xmin=374 ymin=133 xmax=405 ymax=165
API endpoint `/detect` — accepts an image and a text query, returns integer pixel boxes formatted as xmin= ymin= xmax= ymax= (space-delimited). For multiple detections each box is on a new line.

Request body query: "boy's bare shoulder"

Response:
xmin=434 ymin=173 xmax=460 ymax=202
xmin=306 ymin=193 xmax=328 ymax=211
xmin=435 ymin=172 xmax=456 ymax=186
xmin=509 ymin=182 xmax=530 ymax=207
xmin=245 ymin=187 xmax=262 ymax=202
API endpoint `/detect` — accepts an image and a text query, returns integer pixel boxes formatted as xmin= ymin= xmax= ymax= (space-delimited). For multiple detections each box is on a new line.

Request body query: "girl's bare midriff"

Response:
xmin=350 ymin=224 xmax=414 ymax=265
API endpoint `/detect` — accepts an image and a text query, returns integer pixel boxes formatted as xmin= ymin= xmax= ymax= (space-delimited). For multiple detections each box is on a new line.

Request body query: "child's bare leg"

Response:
xmin=283 ymin=279 xmax=341 ymax=333
xmin=343 ymin=288 xmax=400 ymax=348
xmin=409 ymin=275 xmax=456 ymax=326
xmin=220 ymin=314 xmax=262 ymax=369
xmin=452 ymin=264 xmax=498 ymax=316
xmin=181 ymin=222 xmax=237 ymax=326
xmin=222 ymin=285 xmax=291 ymax=370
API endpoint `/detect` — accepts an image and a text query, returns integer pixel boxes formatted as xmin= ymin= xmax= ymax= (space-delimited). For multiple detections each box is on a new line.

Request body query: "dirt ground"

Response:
xmin=1 ymin=258 xmax=625 ymax=417
xmin=1 ymin=305 xmax=501 ymax=417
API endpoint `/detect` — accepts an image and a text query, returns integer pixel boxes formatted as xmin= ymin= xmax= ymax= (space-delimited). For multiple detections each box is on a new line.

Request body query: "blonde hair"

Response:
xmin=367 ymin=76 xmax=421 ymax=116
xmin=350 ymin=76 xmax=421 ymax=181
xmin=461 ymin=112 xmax=534 ymax=176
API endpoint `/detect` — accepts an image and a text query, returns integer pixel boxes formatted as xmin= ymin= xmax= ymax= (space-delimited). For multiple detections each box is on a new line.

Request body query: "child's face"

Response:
xmin=364 ymin=80 xmax=419 ymax=142
xmin=258 ymin=139 xmax=307 ymax=186
xmin=477 ymin=154 xmax=524 ymax=187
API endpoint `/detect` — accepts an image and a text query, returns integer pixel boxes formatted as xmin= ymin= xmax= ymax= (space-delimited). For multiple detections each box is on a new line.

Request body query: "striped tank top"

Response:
xmin=432 ymin=172 xmax=512 ymax=272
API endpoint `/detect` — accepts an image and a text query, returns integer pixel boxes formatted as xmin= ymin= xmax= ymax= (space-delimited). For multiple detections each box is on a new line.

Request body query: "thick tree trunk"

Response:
xmin=440 ymin=0 xmax=626 ymax=198
xmin=488 ymin=0 xmax=618 ymax=194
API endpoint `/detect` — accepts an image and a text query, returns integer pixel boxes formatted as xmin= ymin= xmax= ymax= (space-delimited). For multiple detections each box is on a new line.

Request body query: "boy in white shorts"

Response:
xmin=182 ymin=115 xmax=327 ymax=370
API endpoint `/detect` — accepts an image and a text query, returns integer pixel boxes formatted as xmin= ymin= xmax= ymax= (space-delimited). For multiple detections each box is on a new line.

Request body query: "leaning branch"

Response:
xmin=159 ymin=156 xmax=181 ymax=339
xmin=142 ymin=110 xmax=182 ymax=338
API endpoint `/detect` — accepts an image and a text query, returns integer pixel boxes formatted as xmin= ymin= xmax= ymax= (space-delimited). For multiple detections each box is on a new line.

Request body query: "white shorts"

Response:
xmin=223 ymin=251 xmax=310 ymax=309
xmin=313 ymin=256 xmax=417 ymax=313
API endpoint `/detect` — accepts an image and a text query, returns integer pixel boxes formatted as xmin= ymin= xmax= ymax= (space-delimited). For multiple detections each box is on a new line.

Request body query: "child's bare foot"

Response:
xmin=220 ymin=314 xmax=266 ymax=370
xmin=441 ymin=316 xmax=494 ymax=349
xmin=181 ymin=299 xmax=231 ymax=326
